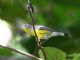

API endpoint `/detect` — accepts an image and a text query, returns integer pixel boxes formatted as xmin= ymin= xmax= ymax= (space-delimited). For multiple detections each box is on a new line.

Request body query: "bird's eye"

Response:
xmin=25 ymin=24 xmax=27 ymax=26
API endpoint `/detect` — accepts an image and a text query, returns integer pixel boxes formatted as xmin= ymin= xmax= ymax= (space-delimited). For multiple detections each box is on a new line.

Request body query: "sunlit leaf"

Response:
xmin=39 ymin=47 xmax=66 ymax=60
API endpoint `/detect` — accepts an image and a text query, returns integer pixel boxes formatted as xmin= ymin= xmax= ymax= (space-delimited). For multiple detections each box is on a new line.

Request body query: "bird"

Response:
xmin=20 ymin=24 xmax=64 ymax=40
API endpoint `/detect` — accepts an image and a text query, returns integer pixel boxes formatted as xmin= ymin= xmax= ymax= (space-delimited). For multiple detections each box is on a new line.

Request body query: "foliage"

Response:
xmin=0 ymin=0 xmax=80 ymax=60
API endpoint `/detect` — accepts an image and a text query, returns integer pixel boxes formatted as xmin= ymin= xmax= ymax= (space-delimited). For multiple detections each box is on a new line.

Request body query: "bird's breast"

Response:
xmin=32 ymin=30 xmax=50 ymax=39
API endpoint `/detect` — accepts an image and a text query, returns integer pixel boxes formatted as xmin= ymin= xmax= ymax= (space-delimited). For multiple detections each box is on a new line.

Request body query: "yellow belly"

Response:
xmin=22 ymin=27 xmax=50 ymax=39
xmin=32 ymin=30 xmax=50 ymax=39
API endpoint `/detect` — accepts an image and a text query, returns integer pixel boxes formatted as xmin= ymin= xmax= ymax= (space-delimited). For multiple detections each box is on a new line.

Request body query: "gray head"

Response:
xmin=20 ymin=24 xmax=32 ymax=29
xmin=20 ymin=24 xmax=32 ymax=34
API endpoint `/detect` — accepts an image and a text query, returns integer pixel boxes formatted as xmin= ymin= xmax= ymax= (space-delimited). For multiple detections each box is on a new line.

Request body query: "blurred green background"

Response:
xmin=0 ymin=0 xmax=80 ymax=60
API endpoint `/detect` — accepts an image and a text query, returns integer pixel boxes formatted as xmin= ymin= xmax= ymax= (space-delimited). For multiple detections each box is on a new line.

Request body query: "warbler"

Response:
xmin=20 ymin=24 xmax=64 ymax=40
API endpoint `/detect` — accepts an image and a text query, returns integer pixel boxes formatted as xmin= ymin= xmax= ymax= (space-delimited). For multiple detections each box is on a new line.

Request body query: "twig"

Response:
xmin=0 ymin=45 xmax=42 ymax=60
xmin=27 ymin=0 xmax=40 ymax=47
xmin=27 ymin=0 xmax=47 ymax=60
xmin=40 ymin=46 xmax=47 ymax=60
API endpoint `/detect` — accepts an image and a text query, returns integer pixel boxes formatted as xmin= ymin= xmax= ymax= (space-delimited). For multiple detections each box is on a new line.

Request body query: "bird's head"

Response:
xmin=20 ymin=24 xmax=32 ymax=33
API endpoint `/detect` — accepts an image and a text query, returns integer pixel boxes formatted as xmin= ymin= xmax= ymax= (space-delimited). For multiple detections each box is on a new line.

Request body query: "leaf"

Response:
xmin=39 ymin=47 xmax=66 ymax=60
xmin=72 ymin=54 xmax=80 ymax=60
xmin=20 ymin=36 xmax=37 ymax=54
xmin=0 ymin=48 xmax=12 ymax=56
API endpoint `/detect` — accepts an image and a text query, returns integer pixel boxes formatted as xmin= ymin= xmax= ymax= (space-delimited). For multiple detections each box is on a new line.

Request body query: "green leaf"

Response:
xmin=72 ymin=54 xmax=80 ymax=60
xmin=0 ymin=48 xmax=13 ymax=56
xmin=20 ymin=36 xmax=37 ymax=54
xmin=39 ymin=47 xmax=66 ymax=60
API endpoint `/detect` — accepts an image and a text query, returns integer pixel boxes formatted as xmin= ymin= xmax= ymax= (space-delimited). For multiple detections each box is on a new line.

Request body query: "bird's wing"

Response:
xmin=34 ymin=25 xmax=54 ymax=32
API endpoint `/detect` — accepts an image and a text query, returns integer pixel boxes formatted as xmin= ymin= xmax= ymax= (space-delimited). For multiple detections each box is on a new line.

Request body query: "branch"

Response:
xmin=27 ymin=0 xmax=40 ymax=47
xmin=40 ymin=47 xmax=47 ymax=60
xmin=0 ymin=45 xmax=43 ymax=60
xmin=27 ymin=0 xmax=47 ymax=60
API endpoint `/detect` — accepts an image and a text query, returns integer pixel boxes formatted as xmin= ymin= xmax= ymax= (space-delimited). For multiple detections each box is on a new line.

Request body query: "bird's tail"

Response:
xmin=51 ymin=32 xmax=64 ymax=37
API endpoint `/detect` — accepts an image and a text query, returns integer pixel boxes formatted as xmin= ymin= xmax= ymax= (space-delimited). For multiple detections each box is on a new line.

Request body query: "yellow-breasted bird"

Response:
xmin=20 ymin=24 xmax=65 ymax=40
